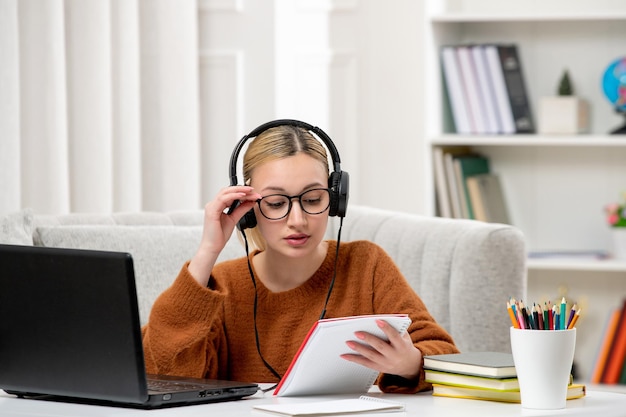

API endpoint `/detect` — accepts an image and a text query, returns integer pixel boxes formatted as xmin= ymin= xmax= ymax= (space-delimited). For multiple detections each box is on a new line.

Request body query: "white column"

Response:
xmin=65 ymin=0 xmax=113 ymax=212
xmin=18 ymin=0 xmax=70 ymax=214
xmin=0 ymin=0 xmax=21 ymax=214
xmin=139 ymin=0 xmax=201 ymax=211
xmin=111 ymin=0 xmax=142 ymax=212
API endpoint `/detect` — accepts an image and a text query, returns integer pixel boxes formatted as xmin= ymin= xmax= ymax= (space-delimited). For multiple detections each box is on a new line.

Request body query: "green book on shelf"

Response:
xmin=452 ymin=154 xmax=490 ymax=219
xmin=423 ymin=352 xmax=516 ymax=378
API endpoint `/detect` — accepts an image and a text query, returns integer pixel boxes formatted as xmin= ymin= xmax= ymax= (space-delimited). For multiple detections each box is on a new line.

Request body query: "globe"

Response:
xmin=602 ymin=56 xmax=626 ymax=134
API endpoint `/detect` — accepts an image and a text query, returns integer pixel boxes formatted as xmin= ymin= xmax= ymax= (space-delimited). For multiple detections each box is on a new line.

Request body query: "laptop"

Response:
xmin=0 ymin=244 xmax=259 ymax=409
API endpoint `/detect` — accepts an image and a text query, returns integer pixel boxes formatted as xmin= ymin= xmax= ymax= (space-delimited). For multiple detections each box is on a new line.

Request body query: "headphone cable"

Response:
xmin=319 ymin=216 xmax=343 ymax=320
xmin=241 ymin=216 xmax=344 ymax=388
xmin=242 ymin=230 xmax=282 ymax=382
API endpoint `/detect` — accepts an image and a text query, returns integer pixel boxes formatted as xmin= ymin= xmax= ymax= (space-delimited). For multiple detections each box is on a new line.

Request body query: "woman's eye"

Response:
xmin=263 ymin=200 xmax=286 ymax=210
xmin=304 ymin=197 xmax=321 ymax=205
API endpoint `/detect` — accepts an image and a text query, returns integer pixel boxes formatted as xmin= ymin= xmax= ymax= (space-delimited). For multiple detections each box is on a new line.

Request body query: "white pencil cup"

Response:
xmin=510 ymin=327 xmax=576 ymax=410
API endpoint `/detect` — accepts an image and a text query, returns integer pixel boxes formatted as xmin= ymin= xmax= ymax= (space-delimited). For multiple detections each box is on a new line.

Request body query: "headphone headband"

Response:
xmin=229 ymin=119 xmax=343 ymax=186
xmin=229 ymin=119 xmax=349 ymax=229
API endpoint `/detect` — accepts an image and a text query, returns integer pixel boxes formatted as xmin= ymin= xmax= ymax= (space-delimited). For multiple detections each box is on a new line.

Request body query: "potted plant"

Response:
xmin=604 ymin=195 xmax=626 ymax=259
xmin=538 ymin=69 xmax=589 ymax=134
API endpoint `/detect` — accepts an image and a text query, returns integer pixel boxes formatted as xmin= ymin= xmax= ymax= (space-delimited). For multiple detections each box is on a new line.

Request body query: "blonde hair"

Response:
xmin=241 ymin=124 xmax=330 ymax=251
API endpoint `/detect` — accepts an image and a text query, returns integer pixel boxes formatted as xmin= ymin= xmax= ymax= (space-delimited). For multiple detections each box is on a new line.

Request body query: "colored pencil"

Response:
xmin=506 ymin=297 xmax=583 ymax=331
xmin=531 ymin=305 xmax=539 ymax=330
xmin=507 ymin=301 xmax=520 ymax=329
xmin=560 ymin=297 xmax=567 ymax=331
xmin=567 ymin=304 xmax=578 ymax=328
xmin=568 ymin=308 xmax=581 ymax=330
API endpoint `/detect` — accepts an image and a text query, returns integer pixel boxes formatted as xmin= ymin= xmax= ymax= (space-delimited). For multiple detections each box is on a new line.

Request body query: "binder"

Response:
xmin=456 ymin=46 xmax=487 ymax=134
xmin=441 ymin=46 xmax=473 ymax=134
xmin=471 ymin=45 xmax=501 ymax=134
xmin=494 ymin=44 xmax=534 ymax=133
xmin=484 ymin=45 xmax=516 ymax=134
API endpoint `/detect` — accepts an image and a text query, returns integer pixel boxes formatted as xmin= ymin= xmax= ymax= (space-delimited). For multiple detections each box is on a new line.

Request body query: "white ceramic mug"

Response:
xmin=510 ymin=327 xmax=576 ymax=409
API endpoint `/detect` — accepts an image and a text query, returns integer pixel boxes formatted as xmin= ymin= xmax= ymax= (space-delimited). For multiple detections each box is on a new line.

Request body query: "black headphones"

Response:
xmin=228 ymin=119 xmax=349 ymax=231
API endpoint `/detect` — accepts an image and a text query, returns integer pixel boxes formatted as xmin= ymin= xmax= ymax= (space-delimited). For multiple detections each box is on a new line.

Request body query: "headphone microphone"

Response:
xmin=227 ymin=119 xmax=349 ymax=231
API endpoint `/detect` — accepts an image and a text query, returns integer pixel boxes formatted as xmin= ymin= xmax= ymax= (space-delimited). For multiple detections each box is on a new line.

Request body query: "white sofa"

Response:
xmin=1 ymin=205 xmax=526 ymax=353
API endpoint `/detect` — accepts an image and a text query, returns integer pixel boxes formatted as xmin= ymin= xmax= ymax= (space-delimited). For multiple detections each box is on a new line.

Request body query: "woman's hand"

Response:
xmin=188 ymin=186 xmax=261 ymax=286
xmin=340 ymin=319 xmax=423 ymax=381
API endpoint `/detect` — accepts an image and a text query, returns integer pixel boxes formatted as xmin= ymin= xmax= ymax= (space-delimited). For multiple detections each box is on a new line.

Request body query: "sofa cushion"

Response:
xmin=0 ymin=209 xmax=34 ymax=245
xmin=32 ymin=225 xmax=243 ymax=325
xmin=33 ymin=225 xmax=200 ymax=325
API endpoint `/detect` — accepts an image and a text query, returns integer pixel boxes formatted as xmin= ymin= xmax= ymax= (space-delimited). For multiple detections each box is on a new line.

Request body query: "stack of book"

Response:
xmin=590 ymin=298 xmax=626 ymax=385
xmin=424 ymin=352 xmax=586 ymax=403
xmin=433 ymin=147 xmax=510 ymax=223
xmin=441 ymin=43 xmax=534 ymax=135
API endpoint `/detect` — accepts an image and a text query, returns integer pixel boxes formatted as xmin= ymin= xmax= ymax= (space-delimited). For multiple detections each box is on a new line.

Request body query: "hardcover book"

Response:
xmin=452 ymin=154 xmax=490 ymax=219
xmin=431 ymin=383 xmax=586 ymax=403
xmin=425 ymin=370 xmax=519 ymax=391
xmin=466 ymin=173 xmax=511 ymax=224
xmin=601 ymin=299 xmax=626 ymax=384
xmin=433 ymin=146 xmax=472 ymax=218
xmin=423 ymin=352 xmax=516 ymax=379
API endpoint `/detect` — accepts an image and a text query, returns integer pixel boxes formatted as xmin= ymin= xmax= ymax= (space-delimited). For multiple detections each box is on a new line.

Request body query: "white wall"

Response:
xmin=1 ymin=0 xmax=428 ymax=215
xmin=198 ymin=0 xmax=427 ymax=214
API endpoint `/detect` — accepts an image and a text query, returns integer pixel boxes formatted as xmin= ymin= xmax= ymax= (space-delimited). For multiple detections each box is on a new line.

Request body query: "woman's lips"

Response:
xmin=285 ymin=234 xmax=309 ymax=246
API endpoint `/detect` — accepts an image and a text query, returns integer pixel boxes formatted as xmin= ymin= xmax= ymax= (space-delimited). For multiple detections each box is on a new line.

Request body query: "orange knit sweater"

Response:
xmin=142 ymin=240 xmax=458 ymax=393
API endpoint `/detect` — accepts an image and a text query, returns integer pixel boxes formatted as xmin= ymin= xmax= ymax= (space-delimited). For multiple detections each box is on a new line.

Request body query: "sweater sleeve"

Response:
xmin=141 ymin=261 xmax=227 ymax=379
xmin=367 ymin=243 xmax=460 ymax=394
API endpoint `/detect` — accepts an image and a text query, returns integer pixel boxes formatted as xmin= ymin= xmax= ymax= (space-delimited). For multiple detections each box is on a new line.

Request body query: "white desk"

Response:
xmin=1 ymin=388 xmax=625 ymax=417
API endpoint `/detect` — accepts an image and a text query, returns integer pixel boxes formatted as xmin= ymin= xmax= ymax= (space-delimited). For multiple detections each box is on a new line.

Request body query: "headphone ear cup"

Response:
xmin=237 ymin=209 xmax=257 ymax=231
xmin=328 ymin=171 xmax=349 ymax=217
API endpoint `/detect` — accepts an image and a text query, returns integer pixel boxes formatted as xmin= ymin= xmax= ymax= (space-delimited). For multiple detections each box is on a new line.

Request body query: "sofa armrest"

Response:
xmin=329 ymin=205 xmax=527 ymax=353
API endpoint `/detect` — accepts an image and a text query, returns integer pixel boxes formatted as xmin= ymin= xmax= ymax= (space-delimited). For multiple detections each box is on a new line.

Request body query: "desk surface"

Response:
xmin=1 ymin=388 xmax=625 ymax=417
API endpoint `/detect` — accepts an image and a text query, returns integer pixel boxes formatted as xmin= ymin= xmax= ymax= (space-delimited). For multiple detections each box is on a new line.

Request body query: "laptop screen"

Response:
xmin=0 ymin=244 xmax=149 ymax=403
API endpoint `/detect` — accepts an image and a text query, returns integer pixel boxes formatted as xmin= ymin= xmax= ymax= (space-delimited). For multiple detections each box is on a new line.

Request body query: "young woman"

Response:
xmin=142 ymin=121 xmax=458 ymax=394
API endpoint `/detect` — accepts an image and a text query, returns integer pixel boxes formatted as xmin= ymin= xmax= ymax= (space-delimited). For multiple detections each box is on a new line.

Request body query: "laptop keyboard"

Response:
xmin=147 ymin=379 xmax=208 ymax=393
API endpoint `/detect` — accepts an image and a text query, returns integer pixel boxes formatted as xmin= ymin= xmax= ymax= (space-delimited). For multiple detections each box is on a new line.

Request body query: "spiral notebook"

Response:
xmin=254 ymin=395 xmax=405 ymax=416
xmin=273 ymin=314 xmax=411 ymax=397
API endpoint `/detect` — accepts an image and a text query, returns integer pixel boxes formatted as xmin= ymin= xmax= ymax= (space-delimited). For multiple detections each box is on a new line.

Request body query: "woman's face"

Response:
xmin=250 ymin=153 xmax=329 ymax=259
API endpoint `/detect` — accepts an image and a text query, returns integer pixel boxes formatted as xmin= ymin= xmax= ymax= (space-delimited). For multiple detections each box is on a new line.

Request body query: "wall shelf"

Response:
xmin=527 ymin=258 xmax=626 ymax=272
xmin=431 ymin=135 xmax=626 ymax=147
xmin=430 ymin=13 xmax=626 ymax=23
xmin=423 ymin=0 xmax=626 ymax=382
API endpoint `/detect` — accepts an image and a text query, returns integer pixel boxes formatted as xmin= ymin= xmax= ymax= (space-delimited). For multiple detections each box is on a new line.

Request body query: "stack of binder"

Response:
xmin=441 ymin=43 xmax=534 ymax=135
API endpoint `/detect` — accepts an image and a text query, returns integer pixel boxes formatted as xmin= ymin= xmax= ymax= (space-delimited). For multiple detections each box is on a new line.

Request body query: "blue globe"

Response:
xmin=602 ymin=56 xmax=626 ymax=112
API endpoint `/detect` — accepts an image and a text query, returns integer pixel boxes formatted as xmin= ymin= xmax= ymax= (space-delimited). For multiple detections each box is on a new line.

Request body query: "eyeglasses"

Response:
xmin=256 ymin=188 xmax=331 ymax=220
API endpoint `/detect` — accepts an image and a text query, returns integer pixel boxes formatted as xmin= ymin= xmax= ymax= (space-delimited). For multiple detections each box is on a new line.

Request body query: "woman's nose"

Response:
xmin=286 ymin=200 xmax=306 ymax=225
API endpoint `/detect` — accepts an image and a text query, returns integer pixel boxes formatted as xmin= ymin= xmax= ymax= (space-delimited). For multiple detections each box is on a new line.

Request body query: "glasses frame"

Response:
xmin=256 ymin=188 xmax=331 ymax=220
